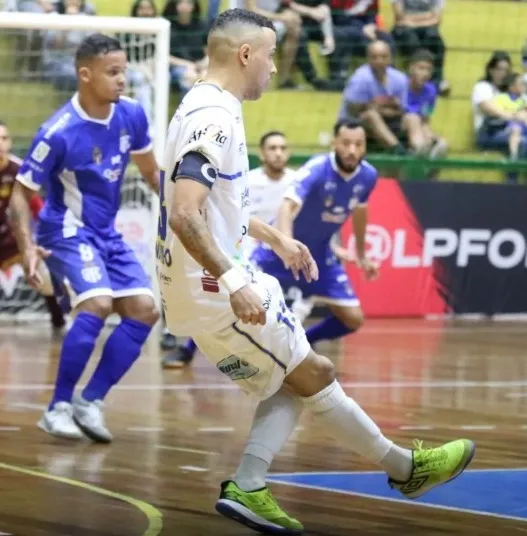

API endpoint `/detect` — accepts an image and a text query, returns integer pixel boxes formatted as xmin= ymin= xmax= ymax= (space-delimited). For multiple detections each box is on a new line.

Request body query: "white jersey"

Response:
xmin=245 ymin=166 xmax=295 ymax=253
xmin=248 ymin=166 xmax=296 ymax=224
xmin=158 ymin=82 xmax=252 ymax=336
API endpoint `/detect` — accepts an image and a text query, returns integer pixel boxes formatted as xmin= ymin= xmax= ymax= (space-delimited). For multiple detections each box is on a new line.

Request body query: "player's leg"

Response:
xmin=74 ymin=238 xmax=159 ymax=442
xmin=162 ymin=337 xmax=197 ymax=369
xmin=37 ymin=237 xmax=113 ymax=439
xmin=305 ymin=262 xmax=363 ymax=345
xmin=285 ymin=351 xmax=475 ymax=497
xmin=211 ymin=274 xmax=474 ymax=533
xmin=35 ymin=260 xmax=67 ymax=330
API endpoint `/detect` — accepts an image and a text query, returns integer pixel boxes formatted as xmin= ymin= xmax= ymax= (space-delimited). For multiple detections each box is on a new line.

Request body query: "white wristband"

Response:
xmin=218 ymin=268 xmax=247 ymax=295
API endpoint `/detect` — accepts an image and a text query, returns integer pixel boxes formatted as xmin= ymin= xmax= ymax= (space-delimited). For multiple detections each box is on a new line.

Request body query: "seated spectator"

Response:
xmin=487 ymin=72 xmax=527 ymax=162
xmin=405 ymin=49 xmax=447 ymax=157
xmin=338 ymin=40 xmax=410 ymax=154
xmin=329 ymin=0 xmax=395 ymax=83
xmin=391 ymin=0 xmax=449 ymax=96
xmin=163 ymin=0 xmax=208 ymax=96
xmin=42 ymin=0 xmax=91 ymax=92
xmin=472 ymin=51 xmax=514 ymax=153
xmin=245 ymin=0 xmax=330 ymax=89
xmin=121 ymin=0 xmax=158 ymax=127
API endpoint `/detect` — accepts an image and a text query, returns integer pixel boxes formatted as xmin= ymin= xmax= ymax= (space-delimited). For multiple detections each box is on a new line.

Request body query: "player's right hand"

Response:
xmin=22 ymin=245 xmax=51 ymax=289
xmin=230 ymin=286 xmax=267 ymax=326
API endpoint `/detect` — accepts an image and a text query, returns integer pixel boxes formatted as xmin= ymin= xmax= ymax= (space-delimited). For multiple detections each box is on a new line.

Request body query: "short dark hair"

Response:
xmin=75 ymin=33 xmax=122 ymax=66
xmin=410 ymin=49 xmax=435 ymax=65
xmin=503 ymin=72 xmax=521 ymax=89
xmin=333 ymin=119 xmax=362 ymax=137
xmin=210 ymin=8 xmax=275 ymax=34
xmin=259 ymin=130 xmax=285 ymax=148
xmin=0 ymin=120 xmax=6 ymax=128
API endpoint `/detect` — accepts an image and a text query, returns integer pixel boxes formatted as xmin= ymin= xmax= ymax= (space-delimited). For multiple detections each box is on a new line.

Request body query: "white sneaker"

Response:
xmin=37 ymin=402 xmax=84 ymax=440
xmin=72 ymin=396 xmax=113 ymax=443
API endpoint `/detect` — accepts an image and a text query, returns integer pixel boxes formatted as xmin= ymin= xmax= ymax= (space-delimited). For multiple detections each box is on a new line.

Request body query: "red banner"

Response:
xmin=341 ymin=178 xmax=447 ymax=317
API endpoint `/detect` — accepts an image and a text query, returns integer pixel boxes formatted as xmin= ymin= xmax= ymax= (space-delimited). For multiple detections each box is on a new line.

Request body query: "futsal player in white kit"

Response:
xmin=161 ymin=129 xmax=296 ymax=368
xmin=157 ymin=9 xmax=475 ymax=535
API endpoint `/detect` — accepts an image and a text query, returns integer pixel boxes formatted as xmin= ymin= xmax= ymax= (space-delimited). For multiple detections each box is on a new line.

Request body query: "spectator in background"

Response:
xmin=472 ymin=51 xmax=514 ymax=154
xmin=42 ymin=0 xmax=91 ymax=92
xmin=522 ymin=40 xmax=527 ymax=85
xmin=245 ymin=0 xmax=330 ymax=89
xmin=487 ymin=72 xmax=527 ymax=166
xmin=286 ymin=0 xmax=354 ymax=89
xmin=339 ymin=40 xmax=410 ymax=154
xmin=391 ymin=0 xmax=449 ymax=96
xmin=163 ymin=0 xmax=208 ymax=96
xmin=122 ymin=0 xmax=157 ymax=127
xmin=329 ymin=0 xmax=395 ymax=83
xmin=405 ymin=49 xmax=447 ymax=157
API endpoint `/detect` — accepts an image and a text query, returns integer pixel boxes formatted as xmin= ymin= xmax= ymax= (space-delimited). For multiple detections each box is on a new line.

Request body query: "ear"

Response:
xmin=77 ymin=65 xmax=90 ymax=84
xmin=239 ymin=44 xmax=251 ymax=67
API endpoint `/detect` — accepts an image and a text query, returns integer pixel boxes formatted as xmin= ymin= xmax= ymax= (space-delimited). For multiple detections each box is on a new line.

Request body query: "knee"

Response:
xmin=80 ymin=296 xmax=113 ymax=319
xmin=341 ymin=308 xmax=364 ymax=330
xmin=360 ymin=108 xmax=380 ymax=124
xmin=311 ymin=353 xmax=337 ymax=387
xmin=130 ymin=298 xmax=160 ymax=326
xmin=319 ymin=3 xmax=330 ymax=19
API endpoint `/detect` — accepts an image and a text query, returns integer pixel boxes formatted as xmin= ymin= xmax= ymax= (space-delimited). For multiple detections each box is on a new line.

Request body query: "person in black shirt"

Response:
xmin=163 ymin=0 xmax=208 ymax=94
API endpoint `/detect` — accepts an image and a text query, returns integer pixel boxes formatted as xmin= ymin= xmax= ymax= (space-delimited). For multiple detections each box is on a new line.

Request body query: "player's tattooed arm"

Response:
xmin=132 ymin=150 xmax=160 ymax=194
xmin=8 ymin=181 xmax=35 ymax=251
xmin=169 ymin=179 xmax=232 ymax=279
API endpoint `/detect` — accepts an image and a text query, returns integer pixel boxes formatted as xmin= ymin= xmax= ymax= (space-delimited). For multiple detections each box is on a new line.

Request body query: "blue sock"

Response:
xmin=305 ymin=315 xmax=354 ymax=345
xmin=50 ymin=312 xmax=104 ymax=410
xmin=82 ymin=318 xmax=152 ymax=402
xmin=184 ymin=338 xmax=197 ymax=356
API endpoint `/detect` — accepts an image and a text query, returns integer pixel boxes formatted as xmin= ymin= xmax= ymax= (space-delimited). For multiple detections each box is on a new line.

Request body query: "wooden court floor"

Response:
xmin=2 ymin=318 xmax=527 ymax=535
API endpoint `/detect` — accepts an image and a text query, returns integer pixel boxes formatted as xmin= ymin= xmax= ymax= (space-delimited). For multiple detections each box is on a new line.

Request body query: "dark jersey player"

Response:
xmin=0 ymin=121 xmax=65 ymax=329
xmin=9 ymin=34 xmax=160 ymax=443
xmin=252 ymin=119 xmax=380 ymax=347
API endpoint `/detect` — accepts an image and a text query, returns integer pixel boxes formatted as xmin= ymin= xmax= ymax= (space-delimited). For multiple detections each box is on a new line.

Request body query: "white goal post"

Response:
xmin=0 ymin=13 xmax=170 ymax=322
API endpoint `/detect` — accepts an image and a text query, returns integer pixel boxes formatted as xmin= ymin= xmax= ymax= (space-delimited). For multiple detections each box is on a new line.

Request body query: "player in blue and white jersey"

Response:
xmin=252 ymin=118 xmax=379 ymax=347
xmin=9 ymin=34 xmax=160 ymax=442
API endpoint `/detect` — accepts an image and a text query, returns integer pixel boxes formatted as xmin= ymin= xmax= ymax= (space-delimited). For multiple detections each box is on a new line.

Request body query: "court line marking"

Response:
xmin=127 ymin=427 xmax=164 ymax=433
xmin=3 ymin=379 xmax=527 ymax=391
xmin=156 ymin=445 xmax=218 ymax=456
xmin=0 ymin=427 xmax=20 ymax=432
xmin=179 ymin=465 xmax=210 ymax=472
xmin=268 ymin=470 xmax=527 ymax=524
xmin=0 ymin=462 xmax=163 ymax=536
xmin=198 ymin=427 xmax=234 ymax=433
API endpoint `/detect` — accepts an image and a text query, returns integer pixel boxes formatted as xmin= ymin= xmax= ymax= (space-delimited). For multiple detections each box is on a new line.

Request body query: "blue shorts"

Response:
xmin=40 ymin=229 xmax=152 ymax=307
xmin=252 ymin=247 xmax=360 ymax=307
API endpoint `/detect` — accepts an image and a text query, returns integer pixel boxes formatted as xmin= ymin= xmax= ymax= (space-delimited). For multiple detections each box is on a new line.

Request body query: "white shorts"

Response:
xmin=193 ymin=272 xmax=311 ymax=400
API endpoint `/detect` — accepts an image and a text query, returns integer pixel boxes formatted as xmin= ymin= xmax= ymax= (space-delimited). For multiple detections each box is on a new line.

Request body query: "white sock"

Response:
xmin=302 ymin=381 xmax=412 ymax=482
xmin=234 ymin=388 xmax=303 ymax=492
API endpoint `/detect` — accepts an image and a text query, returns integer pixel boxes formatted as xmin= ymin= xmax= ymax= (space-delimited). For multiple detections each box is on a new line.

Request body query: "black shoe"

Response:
xmin=162 ymin=345 xmax=195 ymax=369
xmin=160 ymin=330 xmax=178 ymax=350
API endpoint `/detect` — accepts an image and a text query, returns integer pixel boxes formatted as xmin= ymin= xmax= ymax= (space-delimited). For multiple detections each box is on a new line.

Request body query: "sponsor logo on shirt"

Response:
xmin=103 ymin=168 xmax=122 ymax=183
xmin=201 ymin=269 xmax=219 ymax=293
xmin=31 ymin=141 xmax=51 ymax=164
xmin=120 ymin=129 xmax=131 ymax=154
xmin=189 ymin=124 xmax=228 ymax=147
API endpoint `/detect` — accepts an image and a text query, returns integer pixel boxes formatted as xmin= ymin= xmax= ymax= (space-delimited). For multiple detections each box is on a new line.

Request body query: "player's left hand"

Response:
xmin=356 ymin=257 xmax=379 ymax=281
xmin=273 ymin=236 xmax=319 ymax=283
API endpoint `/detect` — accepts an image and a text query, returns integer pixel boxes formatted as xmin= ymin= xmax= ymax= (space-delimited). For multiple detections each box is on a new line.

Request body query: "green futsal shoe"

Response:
xmin=389 ymin=438 xmax=476 ymax=499
xmin=215 ymin=480 xmax=304 ymax=535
